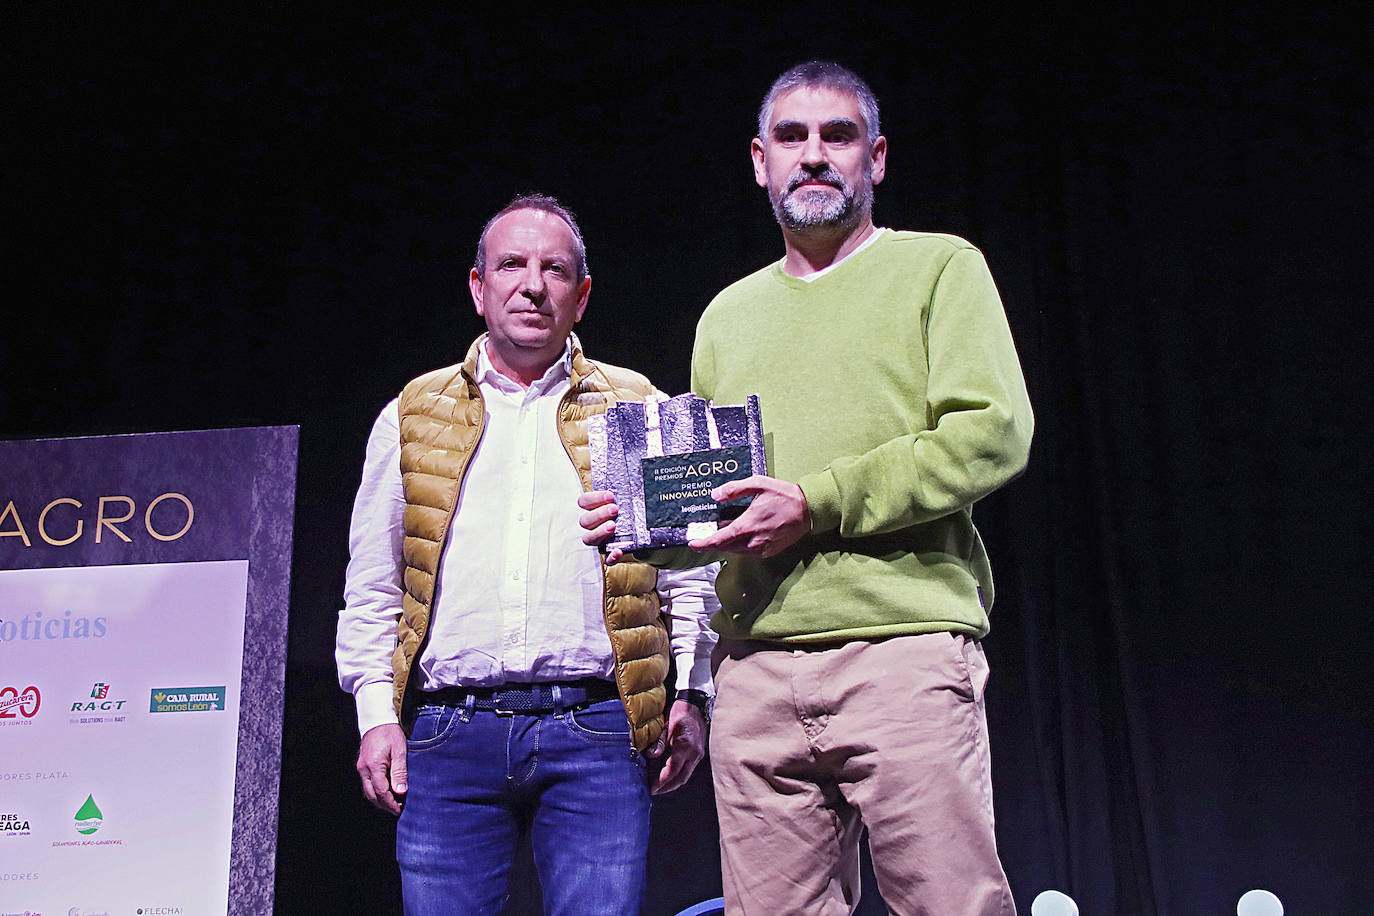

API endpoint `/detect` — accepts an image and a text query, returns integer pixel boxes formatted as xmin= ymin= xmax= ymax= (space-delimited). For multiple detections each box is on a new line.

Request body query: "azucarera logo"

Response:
xmin=0 ymin=686 xmax=41 ymax=722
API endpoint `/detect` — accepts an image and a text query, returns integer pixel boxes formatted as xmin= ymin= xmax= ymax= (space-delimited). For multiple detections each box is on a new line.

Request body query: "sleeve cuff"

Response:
xmin=797 ymin=469 xmax=841 ymax=534
xmin=355 ymin=680 xmax=399 ymax=737
xmin=674 ymin=647 xmax=716 ymax=695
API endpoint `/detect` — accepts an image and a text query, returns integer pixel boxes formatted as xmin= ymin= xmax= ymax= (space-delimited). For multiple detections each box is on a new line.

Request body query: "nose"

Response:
xmin=800 ymin=131 xmax=827 ymax=168
xmin=518 ymin=262 xmax=546 ymax=300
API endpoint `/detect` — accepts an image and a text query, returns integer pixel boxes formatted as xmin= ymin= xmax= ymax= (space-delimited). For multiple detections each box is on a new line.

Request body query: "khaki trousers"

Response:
xmin=710 ymin=632 xmax=1015 ymax=916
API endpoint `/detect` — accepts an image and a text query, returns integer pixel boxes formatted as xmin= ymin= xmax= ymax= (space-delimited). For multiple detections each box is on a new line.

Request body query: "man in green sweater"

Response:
xmin=584 ymin=61 xmax=1032 ymax=914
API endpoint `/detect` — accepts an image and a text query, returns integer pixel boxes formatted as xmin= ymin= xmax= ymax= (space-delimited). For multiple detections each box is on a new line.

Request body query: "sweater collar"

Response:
xmin=772 ymin=227 xmax=889 ymax=288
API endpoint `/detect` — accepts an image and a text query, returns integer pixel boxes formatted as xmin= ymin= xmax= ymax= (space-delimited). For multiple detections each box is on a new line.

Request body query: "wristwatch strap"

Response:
xmin=676 ymin=688 xmax=713 ymax=723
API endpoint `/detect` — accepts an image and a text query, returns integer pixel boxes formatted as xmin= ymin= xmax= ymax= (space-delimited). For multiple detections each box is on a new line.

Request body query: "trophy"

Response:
xmin=589 ymin=393 xmax=766 ymax=551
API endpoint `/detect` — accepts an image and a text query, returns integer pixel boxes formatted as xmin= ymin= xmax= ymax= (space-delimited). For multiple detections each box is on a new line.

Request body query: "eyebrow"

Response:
xmin=495 ymin=250 xmax=571 ymax=265
xmin=772 ymin=118 xmax=861 ymax=137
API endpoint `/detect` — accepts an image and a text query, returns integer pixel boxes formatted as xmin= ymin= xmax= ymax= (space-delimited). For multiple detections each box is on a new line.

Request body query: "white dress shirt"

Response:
xmin=337 ymin=341 xmax=718 ymax=735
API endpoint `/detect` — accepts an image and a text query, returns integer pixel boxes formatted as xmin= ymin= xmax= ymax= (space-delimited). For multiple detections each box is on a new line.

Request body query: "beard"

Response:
xmin=769 ymin=164 xmax=873 ymax=234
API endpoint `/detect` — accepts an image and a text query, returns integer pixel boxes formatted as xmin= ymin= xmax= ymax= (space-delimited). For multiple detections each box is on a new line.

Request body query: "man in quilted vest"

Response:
xmin=337 ymin=194 xmax=717 ymax=915
xmin=582 ymin=63 xmax=1033 ymax=914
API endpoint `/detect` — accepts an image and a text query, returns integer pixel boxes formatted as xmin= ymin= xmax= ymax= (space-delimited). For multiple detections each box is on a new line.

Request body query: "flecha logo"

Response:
xmin=149 ymin=686 xmax=226 ymax=714
xmin=73 ymin=795 xmax=102 ymax=835
xmin=0 ymin=685 xmax=41 ymax=723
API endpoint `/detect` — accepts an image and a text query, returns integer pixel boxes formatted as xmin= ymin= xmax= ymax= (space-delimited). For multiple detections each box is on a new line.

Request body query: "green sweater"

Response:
xmin=691 ymin=229 xmax=1033 ymax=643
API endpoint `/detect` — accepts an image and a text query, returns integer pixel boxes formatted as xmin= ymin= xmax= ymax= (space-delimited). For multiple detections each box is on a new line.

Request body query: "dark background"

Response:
xmin=5 ymin=6 xmax=1371 ymax=914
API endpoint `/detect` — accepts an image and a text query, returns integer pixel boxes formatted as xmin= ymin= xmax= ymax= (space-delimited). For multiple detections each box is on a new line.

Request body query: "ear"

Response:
xmin=870 ymin=135 xmax=888 ymax=186
xmin=751 ymin=137 xmax=768 ymax=188
xmin=469 ymin=268 xmax=485 ymax=317
xmin=573 ymin=275 xmax=591 ymax=323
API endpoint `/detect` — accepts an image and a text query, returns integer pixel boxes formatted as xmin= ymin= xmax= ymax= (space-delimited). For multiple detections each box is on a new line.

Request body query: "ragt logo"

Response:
xmin=70 ymin=683 xmax=126 ymax=714
xmin=0 ymin=686 xmax=40 ymax=720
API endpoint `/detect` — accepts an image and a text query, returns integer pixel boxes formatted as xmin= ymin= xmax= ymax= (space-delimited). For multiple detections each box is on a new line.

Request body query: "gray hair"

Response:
xmin=473 ymin=193 xmax=588 ymax=282
xmin=757 ymin=61 xmax=881 ymax=146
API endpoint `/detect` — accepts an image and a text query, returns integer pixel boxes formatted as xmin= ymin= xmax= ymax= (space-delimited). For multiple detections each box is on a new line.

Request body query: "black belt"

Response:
xmin=421 ymin=678 xmax=620 ymax=714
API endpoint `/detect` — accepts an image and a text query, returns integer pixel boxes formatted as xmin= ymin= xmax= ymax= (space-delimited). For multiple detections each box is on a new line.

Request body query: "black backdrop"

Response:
xmin=5 ymin=6 xmax=1371 ymax=915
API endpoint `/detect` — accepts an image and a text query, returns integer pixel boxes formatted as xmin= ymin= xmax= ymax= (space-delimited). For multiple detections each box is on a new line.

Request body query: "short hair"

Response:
xmin=757 ymin=61 xmax=881 ymax=146
xmin=473 ymin=193 xmax=588 ymax=282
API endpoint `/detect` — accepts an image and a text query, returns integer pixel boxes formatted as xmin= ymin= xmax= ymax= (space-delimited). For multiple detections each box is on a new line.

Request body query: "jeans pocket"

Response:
xmin=406 ymin=705 xmax=463 ymax=753
xmin=563 ymin=698 xmax=632 ymax=744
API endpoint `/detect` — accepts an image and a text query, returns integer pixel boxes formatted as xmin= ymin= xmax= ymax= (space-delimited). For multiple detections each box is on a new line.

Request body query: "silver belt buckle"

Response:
xmin=492 ymin=690 xmax=520 ymax=715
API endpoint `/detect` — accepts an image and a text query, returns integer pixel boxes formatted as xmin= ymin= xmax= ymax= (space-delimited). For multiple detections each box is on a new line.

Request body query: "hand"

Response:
xmin=649 ymin=699 xmax=707 ymax=795
xmin=687 ymin=475 xmax=809 ymax=558
xmin=356 ymin=722 xmax=407 ymax=815
xmin=578 ymin=490 xmax=625 ymax=563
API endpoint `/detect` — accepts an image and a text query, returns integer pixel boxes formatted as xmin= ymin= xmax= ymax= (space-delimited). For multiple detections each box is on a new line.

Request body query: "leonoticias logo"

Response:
xmin=74 ymin=794 xmax=102 ymax=835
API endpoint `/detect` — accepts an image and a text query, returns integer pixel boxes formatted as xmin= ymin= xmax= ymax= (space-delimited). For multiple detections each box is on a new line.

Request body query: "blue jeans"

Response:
xmin=396 ymin=697 xmax=651 ymax=916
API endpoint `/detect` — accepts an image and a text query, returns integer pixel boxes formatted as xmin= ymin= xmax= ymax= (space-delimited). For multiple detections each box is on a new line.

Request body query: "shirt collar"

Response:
xmin=476 ymin=337 xmax=574 ymax=397
xmin=795 ymin=227 xmax=888 ymax=282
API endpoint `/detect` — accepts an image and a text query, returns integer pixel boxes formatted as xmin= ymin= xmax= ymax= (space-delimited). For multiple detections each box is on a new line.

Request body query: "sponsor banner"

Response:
xmin=0 ymin=427 xmax=296 ymax=915
xmin=67 ymin=682 xmax=131 ymax=725
xmin=149 ymin=686 xmax=227 ymax=714
xmin=0 ymin=811 xmax=33 ymax=837
xmin=0 ymin=685 xmax=41 ymax=726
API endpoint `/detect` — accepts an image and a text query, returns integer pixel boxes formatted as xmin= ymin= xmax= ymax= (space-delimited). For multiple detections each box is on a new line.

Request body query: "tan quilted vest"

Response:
xmin=391 ymin=334 xmax=670 ymax=751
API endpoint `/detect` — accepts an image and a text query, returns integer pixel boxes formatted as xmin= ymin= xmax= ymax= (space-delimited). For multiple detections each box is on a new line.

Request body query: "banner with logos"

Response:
xmin=0 ymin=427 xmax=297 ymax=916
